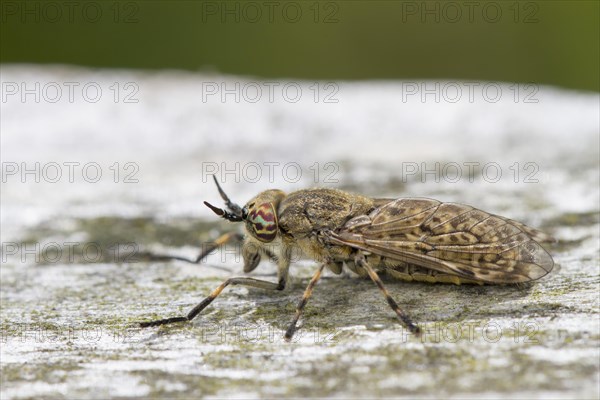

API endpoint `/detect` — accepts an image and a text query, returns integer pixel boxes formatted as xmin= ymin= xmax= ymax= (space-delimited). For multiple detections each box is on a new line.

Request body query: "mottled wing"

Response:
xmin=328 ymin=198 xmax=554 ymax=284
xmin=494 ymin=215 xmax=556 ymax=243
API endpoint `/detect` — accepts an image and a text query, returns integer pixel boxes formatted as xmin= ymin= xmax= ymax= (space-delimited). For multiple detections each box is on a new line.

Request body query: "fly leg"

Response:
xmin=284 ymin=262 xmax=327 ymax=341
xmin=136 ymin=231 xmax=243 ymax=265
xmin=139 ymin=271 xmax=287 ymax=328
xmin=355 ymin=252 xmax=421 ymax=336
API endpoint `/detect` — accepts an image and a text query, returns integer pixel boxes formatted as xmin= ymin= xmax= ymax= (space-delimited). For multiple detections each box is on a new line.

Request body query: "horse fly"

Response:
xmin=139 ymin=176 xmax=554 ymax=340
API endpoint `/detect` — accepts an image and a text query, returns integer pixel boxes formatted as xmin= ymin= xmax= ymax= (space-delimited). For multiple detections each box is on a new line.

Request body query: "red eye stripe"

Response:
xmin=247 ymin=203 xmax=278 ymax=242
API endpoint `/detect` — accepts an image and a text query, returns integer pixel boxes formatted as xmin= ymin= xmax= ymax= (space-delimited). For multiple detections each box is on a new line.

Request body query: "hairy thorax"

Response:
xmin=276 ymin=188 xmax=375 ymax=262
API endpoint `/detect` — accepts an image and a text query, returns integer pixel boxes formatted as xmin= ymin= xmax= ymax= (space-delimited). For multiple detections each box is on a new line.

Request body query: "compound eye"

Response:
xmin=241 ymin=207 xmax=248 ymax=220
xmin=246 ymin=202 xmax=278 ymax=242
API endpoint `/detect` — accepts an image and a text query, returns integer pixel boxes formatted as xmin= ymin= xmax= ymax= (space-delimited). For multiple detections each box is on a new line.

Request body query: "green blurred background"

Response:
xmin=2 ymin=0 xmax=598 ymax=91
